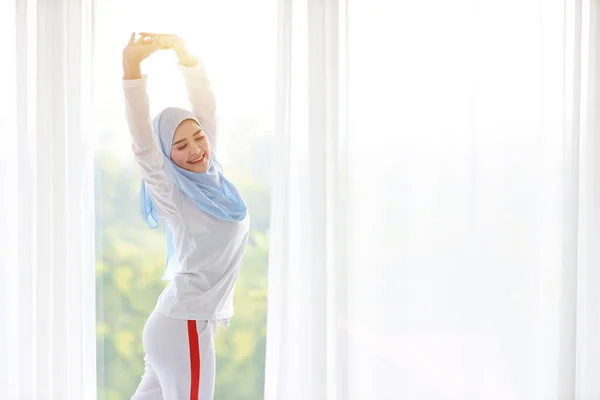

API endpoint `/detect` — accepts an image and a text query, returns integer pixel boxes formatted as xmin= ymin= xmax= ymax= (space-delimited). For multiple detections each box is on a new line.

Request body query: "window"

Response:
xmin=93 ymin=1 xmax=275 ymax=398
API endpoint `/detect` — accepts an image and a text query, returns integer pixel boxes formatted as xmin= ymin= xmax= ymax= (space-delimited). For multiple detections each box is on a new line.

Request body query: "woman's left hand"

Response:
xmin=139 ymin=33 xmax=198 ymax=67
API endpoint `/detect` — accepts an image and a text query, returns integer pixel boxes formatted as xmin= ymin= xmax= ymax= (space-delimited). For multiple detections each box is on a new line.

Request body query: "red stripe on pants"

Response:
xmin=187 ymin=320 xmax=201 ymax=399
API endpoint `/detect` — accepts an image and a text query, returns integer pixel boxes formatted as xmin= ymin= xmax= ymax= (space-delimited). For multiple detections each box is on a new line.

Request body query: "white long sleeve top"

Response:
xmin=122 ymin=62 xmax=250 ymax=322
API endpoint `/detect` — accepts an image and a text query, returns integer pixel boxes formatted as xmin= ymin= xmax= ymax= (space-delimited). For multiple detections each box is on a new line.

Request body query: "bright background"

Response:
xmin=93 ymin=1 xmax=276 ymax=399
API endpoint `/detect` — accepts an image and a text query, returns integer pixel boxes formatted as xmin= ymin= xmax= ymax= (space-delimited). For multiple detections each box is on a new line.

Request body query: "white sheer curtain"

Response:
xmin=0 ymin=0 xmax=96 ymax=399
xmin=265 ymin=0 xmax=600 ymax=398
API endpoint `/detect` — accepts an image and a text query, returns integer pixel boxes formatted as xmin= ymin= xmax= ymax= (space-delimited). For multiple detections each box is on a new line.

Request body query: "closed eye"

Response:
xmin=173 ymin=129 xmax=204 ymax=149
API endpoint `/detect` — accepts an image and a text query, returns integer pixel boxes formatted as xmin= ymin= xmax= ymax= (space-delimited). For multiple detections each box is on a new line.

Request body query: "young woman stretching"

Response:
xmin=122 ymin=32 xmax=250 ymax=400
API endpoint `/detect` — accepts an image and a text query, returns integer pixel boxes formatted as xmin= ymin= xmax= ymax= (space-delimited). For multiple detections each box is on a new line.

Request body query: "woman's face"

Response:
xmin=170 ymin=119 xmax=211 ymax=173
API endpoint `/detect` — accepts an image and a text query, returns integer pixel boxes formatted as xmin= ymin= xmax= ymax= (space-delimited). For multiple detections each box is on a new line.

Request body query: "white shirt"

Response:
xmin=122 ymin=62 xmax=250 ymax=321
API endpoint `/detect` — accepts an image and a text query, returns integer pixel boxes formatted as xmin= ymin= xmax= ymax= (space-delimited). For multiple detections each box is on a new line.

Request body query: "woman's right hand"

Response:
xmin=122 ymin=32 xmax=168 ymax=79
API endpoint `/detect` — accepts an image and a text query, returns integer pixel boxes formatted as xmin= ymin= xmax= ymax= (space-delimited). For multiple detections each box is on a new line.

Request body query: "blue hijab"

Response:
xmin=140 ymin=107 xmax=247 ymax=280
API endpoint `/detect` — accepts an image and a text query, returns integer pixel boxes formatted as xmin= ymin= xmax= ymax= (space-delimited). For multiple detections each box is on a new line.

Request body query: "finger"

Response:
xmin=149 ymin=42 xmax=170 ymax=51
xmin=140 ymin=32 xmax=178 ymax=37
xmin=128 ymin=32 xmax=136 ymax=44
xmin=150 ymin=40 xmax=170 ymax=48
xmin=137 ymin=33 xmax=156 ymax=44
xmin=138 ymin=36 xmax=157 ymax=45
xmin=144 ymin=33 xmax=181 ymax=44
xmin=158 ymin=37 xmax=177 ymax=46
xmin=145 ymin=44 xmax=170 ymax=58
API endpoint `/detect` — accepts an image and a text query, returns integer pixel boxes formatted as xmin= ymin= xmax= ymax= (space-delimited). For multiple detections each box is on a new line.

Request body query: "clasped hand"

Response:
xmin=122 ymin=32 xmax=197 ymax=78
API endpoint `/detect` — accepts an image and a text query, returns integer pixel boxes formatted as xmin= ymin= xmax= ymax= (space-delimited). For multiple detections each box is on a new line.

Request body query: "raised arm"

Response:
xmin=179 ymin=60 xmax=218 ymax=155
xmin=140 ymin=33 xmax=219 ymax=154
xmin=122 ymin=33 xmax=180 ymax=218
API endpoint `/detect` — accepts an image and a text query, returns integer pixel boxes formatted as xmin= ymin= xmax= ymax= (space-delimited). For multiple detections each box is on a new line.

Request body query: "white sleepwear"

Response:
xmin=131 ymin=312 xmax=218 ymax=400
xmin=123 ymin=62 xmax=250 ymax=400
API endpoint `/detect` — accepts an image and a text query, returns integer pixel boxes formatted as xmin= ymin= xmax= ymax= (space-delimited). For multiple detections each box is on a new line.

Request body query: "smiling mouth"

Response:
xmin=189 ymin=153 xmax=206 ymax=165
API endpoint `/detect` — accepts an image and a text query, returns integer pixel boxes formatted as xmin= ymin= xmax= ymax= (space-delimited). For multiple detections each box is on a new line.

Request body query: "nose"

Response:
xmin=190 ymin=144 xmax=201 ymax=154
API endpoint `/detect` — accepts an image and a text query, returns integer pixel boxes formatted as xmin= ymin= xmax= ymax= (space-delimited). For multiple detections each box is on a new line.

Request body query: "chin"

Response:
xmin=194 ymin=164 xmax=209 ymax=173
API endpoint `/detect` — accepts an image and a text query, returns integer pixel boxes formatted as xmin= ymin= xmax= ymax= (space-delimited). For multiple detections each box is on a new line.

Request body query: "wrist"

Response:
xmin=123 ymin=61 xmax=142 ymax=80
xmin=176 ymin=51 xmax=198 ymax=67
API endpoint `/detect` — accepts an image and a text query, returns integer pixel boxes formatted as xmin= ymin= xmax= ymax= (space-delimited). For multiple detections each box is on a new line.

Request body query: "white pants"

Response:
xmin=131 ymin=310 xmax=218 ymax=400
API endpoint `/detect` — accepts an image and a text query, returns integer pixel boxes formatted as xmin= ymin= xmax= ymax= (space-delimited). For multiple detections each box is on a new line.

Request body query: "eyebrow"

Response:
xmin=172 ymin=129 xmax=203 ymax=146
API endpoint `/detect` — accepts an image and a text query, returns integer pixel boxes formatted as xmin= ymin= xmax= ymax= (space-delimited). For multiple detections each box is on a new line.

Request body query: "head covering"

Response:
xmin=140 ymin=107 xmax=247 ymax=280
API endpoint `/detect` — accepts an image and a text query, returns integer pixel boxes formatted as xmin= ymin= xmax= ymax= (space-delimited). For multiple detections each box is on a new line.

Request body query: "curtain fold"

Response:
xmin=0 ymin=0 xmax=96 ymax=399
xmin=576 ymin=1 xmax=600 ymax=396
xmin=265 ymin=0 xmax=600 ymax=398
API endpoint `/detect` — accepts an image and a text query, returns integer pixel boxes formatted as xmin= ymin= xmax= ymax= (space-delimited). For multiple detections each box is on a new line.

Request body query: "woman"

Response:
xmin=122 ymin=32 xmax=250 ymax=400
